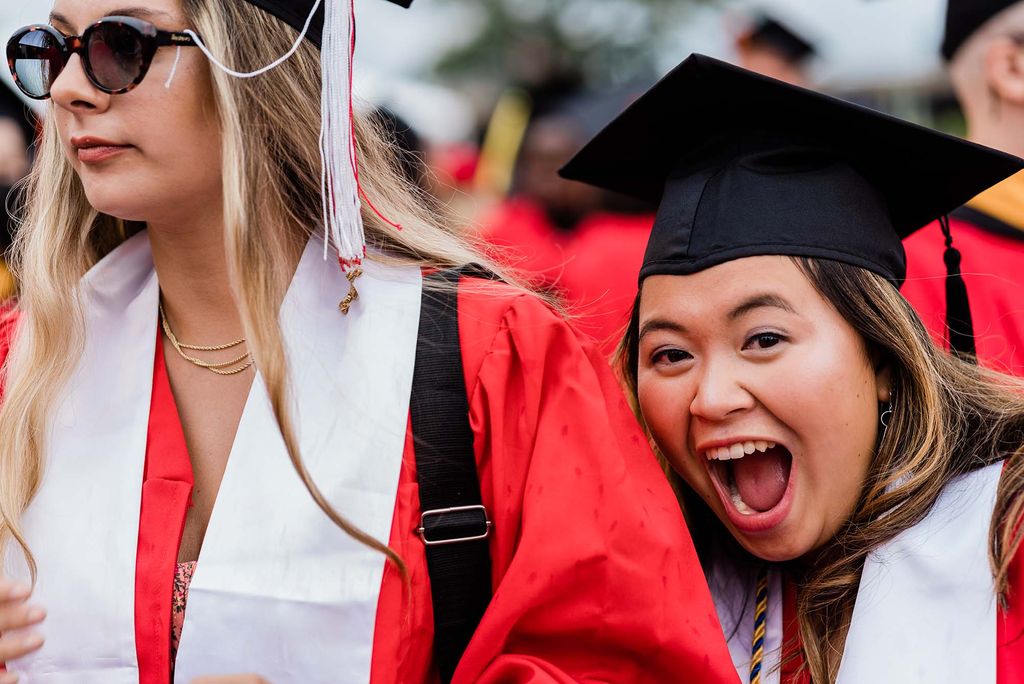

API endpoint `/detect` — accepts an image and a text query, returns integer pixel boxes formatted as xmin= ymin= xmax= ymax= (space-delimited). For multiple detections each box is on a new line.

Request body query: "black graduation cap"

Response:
xmin=242 ymin=0 xmax=413 ymax=48
xmin=942 ymin=0 xmax=1019 ymax=61
xmin=559 ymin=54 xmax=1024 ymax=356
xmin=739 ymin=16 xmax=816 ymax=64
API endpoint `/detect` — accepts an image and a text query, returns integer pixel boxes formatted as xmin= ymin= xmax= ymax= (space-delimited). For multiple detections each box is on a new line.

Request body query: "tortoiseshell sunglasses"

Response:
xmin=6 ymin=16 xmax=198 ymax=100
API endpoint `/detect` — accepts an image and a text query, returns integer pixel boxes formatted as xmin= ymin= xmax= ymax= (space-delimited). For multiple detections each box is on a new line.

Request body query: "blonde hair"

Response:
xmin=0 ymin=0 xmax=510 ymax=578
xmin=616 ymin=257 xmax=1024 ymax=684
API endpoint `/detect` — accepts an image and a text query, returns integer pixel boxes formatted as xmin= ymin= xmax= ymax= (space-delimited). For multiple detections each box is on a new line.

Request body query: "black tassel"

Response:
xmin=939 ymin=215 xmax=976 ymax=360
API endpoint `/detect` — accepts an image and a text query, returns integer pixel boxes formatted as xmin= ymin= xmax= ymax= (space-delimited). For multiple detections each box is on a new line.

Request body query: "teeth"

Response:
xmin=704 ymin=440 xmax=781 ymax=460
xmin=730 ymin=480 xmax=754 ymax=515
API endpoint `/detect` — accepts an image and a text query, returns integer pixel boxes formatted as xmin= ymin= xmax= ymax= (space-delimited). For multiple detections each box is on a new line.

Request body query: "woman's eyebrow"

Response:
xmin=47 ymin=12 xmax=72 ymax=28
xmin=49 ymin=7 xmax=174 ymax=27
xmin=105 ymin=8 xmax=174 ymax=20
xmin=727 ymin=294 xmax=796 ymax=321
xmin=639 ymin=318 xmax=687 ymax=340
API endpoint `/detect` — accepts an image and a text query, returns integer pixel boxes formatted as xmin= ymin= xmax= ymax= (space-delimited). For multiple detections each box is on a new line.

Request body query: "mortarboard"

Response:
xmin=560 ymin=54 xmax=1024 ymax=355
xmin=942 ymin=0 xmax=1020 ymax=61
xmin=739 ymin=16 xmax=816 ymax=64
xmin=242 ymin=0 xmax=412 ymax=49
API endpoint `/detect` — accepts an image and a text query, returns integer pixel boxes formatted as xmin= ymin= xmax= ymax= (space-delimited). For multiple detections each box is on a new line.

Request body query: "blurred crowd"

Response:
xmin=3 ymin=1 xmax=1023 ymax=366
xmin=357 ymin=1 xmax=1024 ymax=366
xmin=0 ymin=80 xmax=34 ymax=298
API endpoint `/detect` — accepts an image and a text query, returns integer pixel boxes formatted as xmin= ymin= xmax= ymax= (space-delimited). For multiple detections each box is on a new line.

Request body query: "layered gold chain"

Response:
xmin=159 ymin=304 xmax=254 ymax=376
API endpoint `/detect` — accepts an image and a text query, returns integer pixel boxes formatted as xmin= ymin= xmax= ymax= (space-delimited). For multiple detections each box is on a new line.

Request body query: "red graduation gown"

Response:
xmin=901 ymin=174 xmax=1024 ymax=375
xmin=478 ymin=198 xmax=653 ymax=354
xmin=557 ymin=213 xmax=653 ymax=354
xmin=0 ymin=281 xmax=737 ymax=683
xmin=477 ymin=198 xmax=575 ymax=290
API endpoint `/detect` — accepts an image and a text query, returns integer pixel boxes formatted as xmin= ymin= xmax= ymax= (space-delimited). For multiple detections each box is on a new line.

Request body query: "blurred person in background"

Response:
xmin=733 ymin=12 xmax=817 ymax=88
xmin=369 ymin=106 xmax=438 ymax=198
xmin=478 ymin=90 xmax=655 ymax=353
xmin=0 ymin=79 xmax=33 ymax=299
xmin=901 ymin=0 xmax=1024 ymax=374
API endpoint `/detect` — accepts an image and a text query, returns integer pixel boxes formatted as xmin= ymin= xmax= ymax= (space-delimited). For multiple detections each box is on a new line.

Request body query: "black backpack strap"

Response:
xmin=411 ymin=267 xmax=494 ymax=684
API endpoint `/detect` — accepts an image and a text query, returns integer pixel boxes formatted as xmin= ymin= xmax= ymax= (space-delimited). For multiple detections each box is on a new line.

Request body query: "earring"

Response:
xmin=880 ymin=402 xmax=893 ymax=430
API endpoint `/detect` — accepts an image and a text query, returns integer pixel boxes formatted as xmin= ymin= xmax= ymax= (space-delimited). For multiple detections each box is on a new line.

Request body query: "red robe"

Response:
xmin=902 ymin=172 xmax=1024 ymax=375
xmin=478 ymin=198 xmax=652 ymax=354
xmin=0 ymin=280 xmax=736 ymax=683
xmin=557 ymin=213 xmax=653 ymax=354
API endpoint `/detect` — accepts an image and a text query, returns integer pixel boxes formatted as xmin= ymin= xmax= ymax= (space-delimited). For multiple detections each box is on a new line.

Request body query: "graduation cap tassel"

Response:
xmin=939 ymin=215 xmax=977 ymax=360
xmin=320 ymin=0 xmax=366 ymax=271
xmin=184 ymin=0 xmax=366 ymax=269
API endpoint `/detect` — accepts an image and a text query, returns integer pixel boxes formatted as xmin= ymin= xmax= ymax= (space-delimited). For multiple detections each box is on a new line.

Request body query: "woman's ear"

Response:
xmin=875 ymin=362 xmax=893 ymax=403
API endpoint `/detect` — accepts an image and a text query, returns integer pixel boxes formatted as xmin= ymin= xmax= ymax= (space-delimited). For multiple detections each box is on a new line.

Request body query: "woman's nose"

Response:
xmin=688 ymin=360 xmax=755 ymax=422
xmin=50 ymin=54 xmax=111 ymax=114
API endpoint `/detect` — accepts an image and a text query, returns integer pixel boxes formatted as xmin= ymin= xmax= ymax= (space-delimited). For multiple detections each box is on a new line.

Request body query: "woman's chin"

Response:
xmin=726 ymin=517 xmax=820 ymax=563
xmin=81 ymin=190 xmax=151 ymax=223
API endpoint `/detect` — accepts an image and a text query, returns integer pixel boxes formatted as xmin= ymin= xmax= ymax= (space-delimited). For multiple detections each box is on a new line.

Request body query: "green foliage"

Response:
xmin=433 ymin=0 xmax=712 ymax=87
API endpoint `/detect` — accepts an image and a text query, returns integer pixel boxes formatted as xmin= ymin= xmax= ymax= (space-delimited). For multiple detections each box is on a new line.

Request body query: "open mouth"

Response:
xmin=703 ymin=440 xmax=795 ymax=532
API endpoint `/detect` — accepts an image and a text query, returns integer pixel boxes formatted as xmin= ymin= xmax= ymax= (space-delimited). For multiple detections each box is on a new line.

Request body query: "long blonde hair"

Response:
xmin=0 ymin=0 xmax=506 ymax=578
xmin=616 ymin=257 xmax=1024 ymax=683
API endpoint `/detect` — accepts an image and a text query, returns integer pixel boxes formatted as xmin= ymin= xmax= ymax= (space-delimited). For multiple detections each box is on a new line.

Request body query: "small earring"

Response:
xmin=880 ymin=402 xmax=893 ymax=429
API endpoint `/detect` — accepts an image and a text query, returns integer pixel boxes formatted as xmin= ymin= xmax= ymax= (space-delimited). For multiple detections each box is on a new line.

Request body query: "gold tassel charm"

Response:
xmin=339 ymin=267 xmax=364 ymax=315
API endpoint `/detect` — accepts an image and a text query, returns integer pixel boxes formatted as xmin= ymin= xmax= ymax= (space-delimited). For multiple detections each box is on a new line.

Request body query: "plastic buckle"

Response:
xmin=417 ymin=505 xmax=492 ymax=546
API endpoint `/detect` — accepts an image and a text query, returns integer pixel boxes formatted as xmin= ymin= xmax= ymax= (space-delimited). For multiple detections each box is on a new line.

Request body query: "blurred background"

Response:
xmin=0 ymin=0 xmax=966 ymax=346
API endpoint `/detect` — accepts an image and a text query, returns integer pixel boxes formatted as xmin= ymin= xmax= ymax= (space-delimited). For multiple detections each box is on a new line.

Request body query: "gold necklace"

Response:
xmin=159 ymin=304 xmax=255 ymax=376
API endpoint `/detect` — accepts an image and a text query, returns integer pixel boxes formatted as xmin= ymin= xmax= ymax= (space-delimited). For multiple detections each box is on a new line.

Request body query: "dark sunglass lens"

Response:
xmin=9 ymin=29 xmax=65 ymax=99
xmin=87 ymin=23 xmax=145 ymax=91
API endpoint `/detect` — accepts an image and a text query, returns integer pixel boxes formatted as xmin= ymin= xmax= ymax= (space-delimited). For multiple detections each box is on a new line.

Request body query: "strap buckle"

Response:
xmin=417 ymin=505 xmax=492 ymax=546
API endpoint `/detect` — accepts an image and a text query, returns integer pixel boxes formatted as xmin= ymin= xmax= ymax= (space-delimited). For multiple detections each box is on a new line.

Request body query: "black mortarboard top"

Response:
xmin=242 ymin=0 xmax=413 ymax=48
xmin=560 ymin=54 xmax=1024 ymax=291
xmin=942 ymin=0 xmax=1019 ymax=61
xmin=739 ymin=15 xmax=816 ymax=63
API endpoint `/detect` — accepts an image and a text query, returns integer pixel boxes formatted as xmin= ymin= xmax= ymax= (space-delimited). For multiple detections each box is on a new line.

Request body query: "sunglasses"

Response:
xmin=6 ymin=16 xmax=198 ymax=100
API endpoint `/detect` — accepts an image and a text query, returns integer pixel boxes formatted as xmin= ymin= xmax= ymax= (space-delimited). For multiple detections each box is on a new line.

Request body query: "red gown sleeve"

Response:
xmin=370 ymin=281 xmax=736 ymax=683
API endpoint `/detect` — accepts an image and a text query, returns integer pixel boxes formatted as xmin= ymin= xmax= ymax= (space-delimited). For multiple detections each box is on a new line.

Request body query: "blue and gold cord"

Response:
xmin=749 ymin=568 xmax=769 ymax=684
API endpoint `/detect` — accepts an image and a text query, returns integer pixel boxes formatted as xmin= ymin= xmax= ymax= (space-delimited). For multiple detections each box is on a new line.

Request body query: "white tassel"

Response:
xmin=184 ymin=0 xmax=365 ymax=268
xmin=320 ymin=0 xmax=365 ymax=269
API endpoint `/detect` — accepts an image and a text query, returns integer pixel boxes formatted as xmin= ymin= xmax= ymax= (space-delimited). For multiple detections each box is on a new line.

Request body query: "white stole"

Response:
xmin=711 ymin=461 xmax=1003 ymax=684
xmin=6 ymin=233 xmax=421 ymax=684
xmin=837 ymin=461 xmax=1002 ymax=683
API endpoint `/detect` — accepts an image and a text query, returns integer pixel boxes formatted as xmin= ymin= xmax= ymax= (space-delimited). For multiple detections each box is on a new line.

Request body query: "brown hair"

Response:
xmin=616 ymin=257 xmax=1024 ymax=683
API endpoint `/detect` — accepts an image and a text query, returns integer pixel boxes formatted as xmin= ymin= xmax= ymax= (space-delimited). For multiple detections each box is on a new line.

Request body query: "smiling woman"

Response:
xmin=637 ymin=259 xmax=887 ymax=561
xmin=0 ymin=1 xmax=738 ymax=683
xmin=563 ymin=54 xmax=1024 ymax=683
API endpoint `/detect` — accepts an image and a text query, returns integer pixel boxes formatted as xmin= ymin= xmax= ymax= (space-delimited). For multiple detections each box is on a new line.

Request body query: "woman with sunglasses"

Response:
xmin=0 ymin=2 xmax=738 ymax=683
xmin=562 ymin=55 xmax=1024 ymax=683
